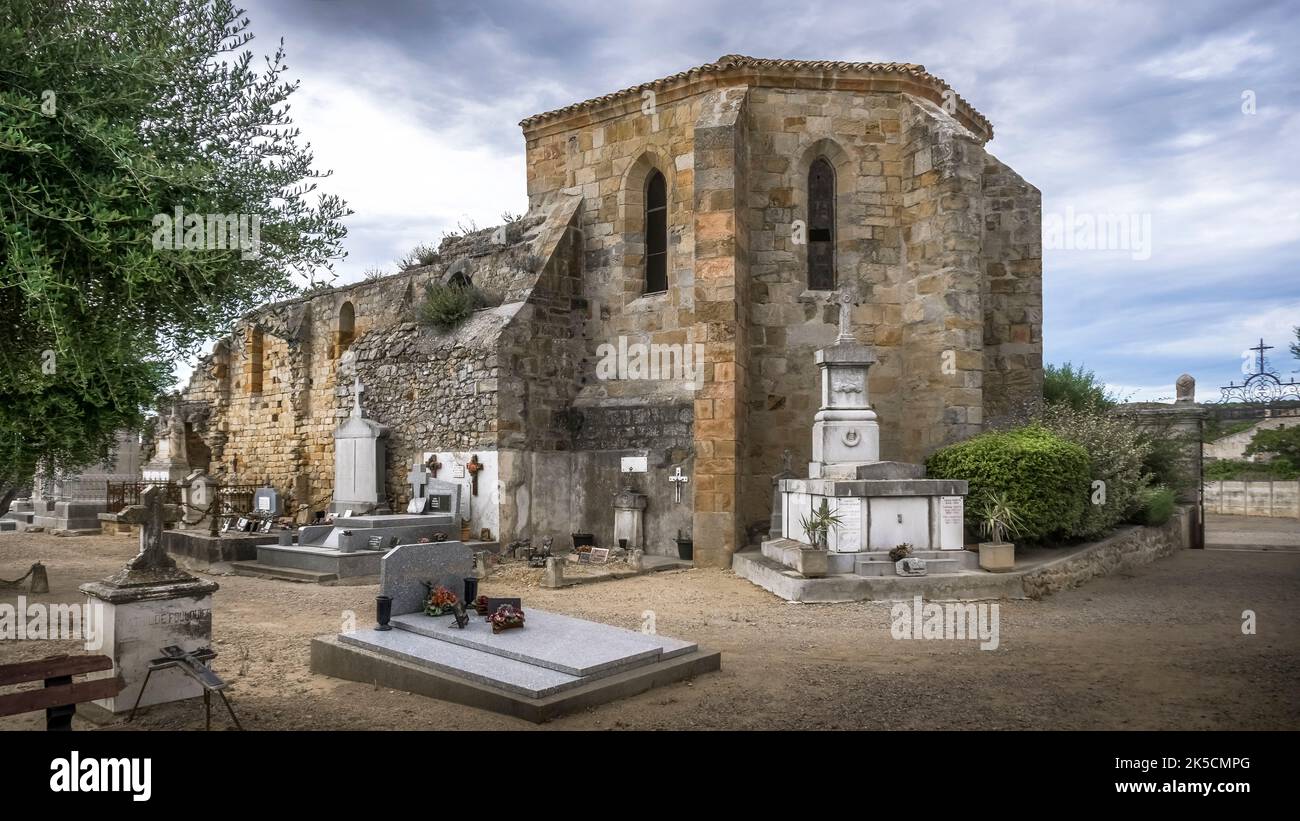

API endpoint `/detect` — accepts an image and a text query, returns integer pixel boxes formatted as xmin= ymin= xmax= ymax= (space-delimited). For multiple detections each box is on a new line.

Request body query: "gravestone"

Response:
xmin=424 ymin=478 xmax=461 ymax=521
xmin=405 ymin=461 xmax=432 ymax=514
xmin=80 ymin=485 xmax=219 ymax=714
xmin=142 ymin=402 xmax=192 ymax=483
xmin=253 ymin=487 xmax=281 ymax=516
xmin=379 ymin=541 xmax=475 ymax=617
xmin=330 ymin=377 xmax=390 ymax=515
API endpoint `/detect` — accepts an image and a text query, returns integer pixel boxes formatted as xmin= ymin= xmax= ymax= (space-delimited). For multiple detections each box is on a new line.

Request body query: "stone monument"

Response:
xmin=80 ymin=485 xmax=219 ymax=715
xmin=759 ymin=290 xmax=971 ymax=576
xmin=330 ymin=377 xmax=390 ymax=515
xmin=613 ymin=481 xmax=648 ymax=551
xmin=142 ymin=402 xmax=191 ymax=483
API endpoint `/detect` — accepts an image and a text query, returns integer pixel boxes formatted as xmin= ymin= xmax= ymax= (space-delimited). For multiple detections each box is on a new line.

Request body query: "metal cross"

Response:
xmin=466 ymin=454 xmax=483 ymax=496
xmin=669 ymin=466 xmax=689 ymax=504
xmin=425 ymin=453 xmax=443 ymax=478
xmin=1250 ymin=338 xmax=1273 ymax=375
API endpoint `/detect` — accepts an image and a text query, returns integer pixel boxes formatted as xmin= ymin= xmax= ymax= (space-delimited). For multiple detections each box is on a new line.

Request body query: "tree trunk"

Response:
xmin=0 ymin=485 xmax=18 ymax=518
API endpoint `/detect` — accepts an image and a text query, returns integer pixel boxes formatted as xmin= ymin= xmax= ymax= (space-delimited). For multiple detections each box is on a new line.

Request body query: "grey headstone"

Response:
xmin=379 ymin=541 xmax=474 ymax=617
xmin=254 ymin=487 xmax=280 ymax=515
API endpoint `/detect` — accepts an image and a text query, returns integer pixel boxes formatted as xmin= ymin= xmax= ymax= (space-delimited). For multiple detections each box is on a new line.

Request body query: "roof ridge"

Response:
xmin=518 ymin=54 xmax=991 ymax=138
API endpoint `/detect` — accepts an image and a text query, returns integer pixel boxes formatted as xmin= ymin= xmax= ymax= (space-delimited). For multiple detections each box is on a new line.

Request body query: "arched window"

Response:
xmin=807 ymin=157 xmax=835 ymax=290
xmin=337 ymin=301 xmax=355 ymax=358
xmin=644 ymin=170 xmax=668 ymax=293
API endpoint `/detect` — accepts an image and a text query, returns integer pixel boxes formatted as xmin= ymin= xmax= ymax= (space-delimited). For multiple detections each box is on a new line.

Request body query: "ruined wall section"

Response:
xmin=980 ymin=155 xmax=1043 ymax=426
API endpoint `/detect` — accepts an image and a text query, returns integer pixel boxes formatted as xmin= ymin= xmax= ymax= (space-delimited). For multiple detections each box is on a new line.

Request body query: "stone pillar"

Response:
xmin=690 ymin=86 xmax=749 ymax=567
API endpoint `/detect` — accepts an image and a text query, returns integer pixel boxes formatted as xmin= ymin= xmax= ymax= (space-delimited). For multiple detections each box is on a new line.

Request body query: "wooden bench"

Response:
xmin=0 ymin=654 xmax=123 ymax=730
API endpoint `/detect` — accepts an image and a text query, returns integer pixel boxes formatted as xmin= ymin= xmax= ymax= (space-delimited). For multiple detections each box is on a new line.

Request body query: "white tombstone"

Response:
xmin=330 ymin=377 xmax=390 ymax=515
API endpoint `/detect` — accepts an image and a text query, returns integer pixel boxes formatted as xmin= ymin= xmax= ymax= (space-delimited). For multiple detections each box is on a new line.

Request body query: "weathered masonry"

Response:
xmin=170 ymin=54 xmax=1043 ymax=567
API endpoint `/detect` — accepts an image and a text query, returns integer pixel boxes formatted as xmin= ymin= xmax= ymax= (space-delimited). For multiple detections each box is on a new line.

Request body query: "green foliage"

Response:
xmin=974 ymin=492 xmax=1028 ymax=544
xmin=0 ymin=0 xmax=349 ymax=502
xmin=1243 ymin=426 xmax=1300 ymax=468
xmin=799 ymin=498 xmax=843 ymax=546
xmin=926 ymin=426 xmax=1090 ymax=543
xmin=1205 ymin=459 xmax=1300 ymax=481
xmin=398 ymin=243 xmax=439 ymax=270
xmin=1043 ymin=362 xmax=1115 ymax=411
xmin=1037 ymin=403 xmax=1152 ymax=539
xmin=417 ymin=281 xmax=486 ymax=331
xmin=1141 ymin=435 xmax=1192 ymax=493
xmin=1133 ymin=485 xmax=1176 ymax=526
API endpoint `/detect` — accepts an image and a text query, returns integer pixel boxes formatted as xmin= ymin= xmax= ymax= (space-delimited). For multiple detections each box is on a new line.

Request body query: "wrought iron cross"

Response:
xmin=1250 ymin=338 xmax=1273 ymax=375
xmin=669 ymin=466 xmax=689 ymax=504
xmin=425 ymin=453 xmax=443 ymax=478
xmin=466 ymin=454 xmax=483 ymax=496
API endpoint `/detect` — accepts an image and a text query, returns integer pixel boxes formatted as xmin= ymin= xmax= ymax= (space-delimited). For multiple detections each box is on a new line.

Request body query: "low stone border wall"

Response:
xmin=1020 ymin=506 xmax=1190 ymax=600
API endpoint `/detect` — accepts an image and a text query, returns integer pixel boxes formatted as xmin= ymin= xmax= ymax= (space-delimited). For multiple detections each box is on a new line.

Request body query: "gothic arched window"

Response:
xmin=644 ymin=170 xmax=668 ymax=293
xmin=337 ymin=301 xmax=355 ymax=358
xmin=808 ymin=157 xmax=835 ymax=290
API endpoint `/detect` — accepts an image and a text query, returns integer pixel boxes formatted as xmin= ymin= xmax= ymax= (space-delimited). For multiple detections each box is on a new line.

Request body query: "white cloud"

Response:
xmin=1139 ymin=31 xmax=1274 ymax=81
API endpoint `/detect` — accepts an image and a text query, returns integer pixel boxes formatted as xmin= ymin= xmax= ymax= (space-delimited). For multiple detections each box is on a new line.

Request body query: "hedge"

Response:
xmin=925 ymin=425 xmax=1090 ymax=542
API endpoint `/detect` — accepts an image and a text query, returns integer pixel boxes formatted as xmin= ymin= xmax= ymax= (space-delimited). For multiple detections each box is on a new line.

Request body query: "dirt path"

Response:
xmin=2 ymin=529 xmax=1297 ymax=730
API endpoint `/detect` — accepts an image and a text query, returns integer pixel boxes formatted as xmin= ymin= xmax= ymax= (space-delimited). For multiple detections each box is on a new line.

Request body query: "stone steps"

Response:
xmin=855 ymin=554 xmax=970 ymax=577
xmin=229 ymin=561 xmax=338 ymax=584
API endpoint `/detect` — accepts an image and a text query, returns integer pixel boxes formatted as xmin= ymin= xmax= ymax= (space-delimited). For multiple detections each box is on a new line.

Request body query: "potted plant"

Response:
xmin=793 ymin=499 xmax=843 ymax=577
xmin=975 ymin=492 xmax=1025 ymax=573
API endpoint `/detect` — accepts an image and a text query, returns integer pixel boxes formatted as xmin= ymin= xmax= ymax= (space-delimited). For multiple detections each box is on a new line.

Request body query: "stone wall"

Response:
xmin=1021 ymin=507 xmax=1191 ymax=599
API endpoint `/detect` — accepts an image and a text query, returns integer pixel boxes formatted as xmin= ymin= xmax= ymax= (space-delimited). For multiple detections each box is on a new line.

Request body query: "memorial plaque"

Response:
xmin=589 ymin=547 xmax=610 ymax=564
xmin=832 ymin=498 xmax=862 ymax=552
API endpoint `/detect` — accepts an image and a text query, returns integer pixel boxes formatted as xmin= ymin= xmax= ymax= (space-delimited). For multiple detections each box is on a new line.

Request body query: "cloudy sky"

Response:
xmin=231 ymin=0 xmax=1300 ymax=401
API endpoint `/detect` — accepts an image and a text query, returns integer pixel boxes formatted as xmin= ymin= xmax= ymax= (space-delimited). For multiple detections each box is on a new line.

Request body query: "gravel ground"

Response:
xmin=1 ymin=524 xmax=1297 ymax=731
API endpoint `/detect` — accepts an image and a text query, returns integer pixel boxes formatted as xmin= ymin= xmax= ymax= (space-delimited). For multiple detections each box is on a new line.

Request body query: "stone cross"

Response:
xmin=669 ymin=466 xmax=689 ymax=503
xmin=351 ymin=376 xmax=365 ymax=417
xmin=782 ymin=448 xmax=792 ymax=473
xmin=121 ymin=485 xmax=178 ymax=572
xmin=837 ymin=290 xmax=854 ymax=342
xmin=406 ymin=460 xmax=431 ymax=513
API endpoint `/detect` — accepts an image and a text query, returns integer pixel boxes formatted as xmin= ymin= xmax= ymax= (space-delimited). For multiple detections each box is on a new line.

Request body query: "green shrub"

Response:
xmin=417 ymin=281 xmax=485 ymax=331
xmin=1133 ymin=485 xmax=1176 ymax=526
xmin=1037 ymin=403 xmax=1151 ymax=540
xmin=1043 ymin=362 xmax=1115 ymax=411
xmin=925 ymin=425 xmax=1090 ymax=543
xmin=398 ymin=243 xmax=440 ymax=270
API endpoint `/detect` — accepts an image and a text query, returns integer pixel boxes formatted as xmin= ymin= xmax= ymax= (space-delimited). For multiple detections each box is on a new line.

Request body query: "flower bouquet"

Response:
xmin=424 ymin=584 xmax=459 ymax=616
xmin=474 ymin=594 xmax=490 ymax=616
xmin=489 ymin=604 xmax=525 ymax=634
